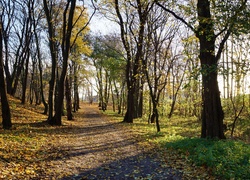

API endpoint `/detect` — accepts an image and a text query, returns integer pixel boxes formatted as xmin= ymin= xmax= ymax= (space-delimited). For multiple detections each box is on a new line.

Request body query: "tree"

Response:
xmin=49 ymin=0 xmax=76 ymax=125
xmin=32 ymin=0 xmax=48 ymax=114
xmin=43 ymin=0 xmax=59 ymax=122
xmin=20 ymin=0 xmax=33 ymax=104
xmin=0 ymin=0 xmax=15 ymax=95
xmin=156 ymin=0 xmax=249 ymax=139
xmin=142 ymin=5 xmax=179 ymax=131
xmin=90 ymin=34 xmax=125 ymax=112
xmin=114 ymin=0 xmax=153 ymax=123
xmin=0 ymin=0 xmax=34 ymax=99
xmin=0 ymin=14 xmax=12 ymax=129
xmin=67 ymin=5 xmax=92 ymax=116
xmin=50 ymin=0 xmax=94 ymax=124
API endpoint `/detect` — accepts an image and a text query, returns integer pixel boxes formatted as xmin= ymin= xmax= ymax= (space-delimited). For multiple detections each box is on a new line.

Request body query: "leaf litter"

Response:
xmin=0 ymin=99 xmax=184 ymax=179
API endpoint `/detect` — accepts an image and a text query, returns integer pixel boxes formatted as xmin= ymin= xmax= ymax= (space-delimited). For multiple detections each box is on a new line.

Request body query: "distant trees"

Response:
xmin=90 ymin=34 xmax=126 ymax=113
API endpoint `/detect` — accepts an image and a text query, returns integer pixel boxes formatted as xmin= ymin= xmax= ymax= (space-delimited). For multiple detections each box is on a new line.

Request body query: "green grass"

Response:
xmin=103 ymin=110 xmax=250 ymax=179
xmin=165 ymin=138 xmax=250 ymax=179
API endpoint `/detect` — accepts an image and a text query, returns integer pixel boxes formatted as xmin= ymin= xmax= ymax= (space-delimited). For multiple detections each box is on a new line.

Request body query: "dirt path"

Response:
xmin=43 ymin=104 xmax=180 ymax=180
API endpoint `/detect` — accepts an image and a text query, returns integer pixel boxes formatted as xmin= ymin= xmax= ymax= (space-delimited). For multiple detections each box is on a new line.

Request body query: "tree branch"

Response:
xmin=215 ymin=0 xmax=248 ymax=62
xmin=155 ymin=1 xmax=196 ymax=33
xmin=70 ymin=0 xmax=96 ymax=49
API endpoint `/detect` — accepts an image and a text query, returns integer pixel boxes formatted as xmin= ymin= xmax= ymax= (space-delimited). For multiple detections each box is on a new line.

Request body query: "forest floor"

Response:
xmin=2 ymin=98 xmax=248 ymax=179
xmin=0 ymin=100 xmax=183 ymax=179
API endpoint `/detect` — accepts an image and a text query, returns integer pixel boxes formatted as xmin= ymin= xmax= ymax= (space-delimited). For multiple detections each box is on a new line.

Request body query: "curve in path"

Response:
xmin=58 ymin=105 xmax=182 ymax=179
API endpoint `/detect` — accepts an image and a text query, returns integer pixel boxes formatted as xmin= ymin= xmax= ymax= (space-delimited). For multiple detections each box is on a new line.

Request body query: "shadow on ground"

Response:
xmin=61 ymin=153 xmax=182 ymax=180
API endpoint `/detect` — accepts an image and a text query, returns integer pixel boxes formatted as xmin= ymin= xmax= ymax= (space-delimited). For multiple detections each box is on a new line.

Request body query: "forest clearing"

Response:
xmin=0 ymin=97 xmax=249 ymax=179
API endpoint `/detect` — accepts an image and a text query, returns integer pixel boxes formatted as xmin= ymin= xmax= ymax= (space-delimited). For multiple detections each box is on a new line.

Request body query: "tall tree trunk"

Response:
xmin=11 ymin=52 xmax=28 ymax=96
xmin=0 ymin=20 xmax=12 ymax=129
xmin=154 ymin=107 xmax=160 ymax=132
xmin=110 ymin=81 xmax=116 ymax=112
xmin=169 ymin=61 xmax=188 ymax=118
xmin=1 ymin=1 xmax=15 ymax=95
xmin=21 ymin=51 xmax=30 ymax=104
xmin=65 ymin=76 xmax=73 ymax=120
xmin=43 ymin=0 xmax=58 ymax=122
xmin=115 ymin=0 xmax=149 ymax=123
xmin=134 ymin=78 xmax=143 ymax=118
xmin=32 ymin=4 xmax=48 ymax=114
xmin=73 ymin=63 xmax=80 ymax=111
xmin=2 ymin=30 xmax=12 ymax=94
xmin=34 ymin=28 xmax=48 ymax=114
xmin=124 ymin=88 xmax=134 ymax=123
xmin=197 ymin=0 xmax=225 ymax=139
xmin=52 ymin=0 xmax=76 ymax=125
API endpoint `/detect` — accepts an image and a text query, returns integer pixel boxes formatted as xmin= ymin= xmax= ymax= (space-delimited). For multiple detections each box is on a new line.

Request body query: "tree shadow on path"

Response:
xmin=61 ymin=153 xmax=182 ymax=180
xmin=59 ymin=105 xmax=183 ymax=180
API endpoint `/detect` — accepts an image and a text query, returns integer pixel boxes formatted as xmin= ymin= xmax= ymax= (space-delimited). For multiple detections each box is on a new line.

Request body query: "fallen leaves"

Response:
xmin=0 ymin=99 xmax=212 ymax=179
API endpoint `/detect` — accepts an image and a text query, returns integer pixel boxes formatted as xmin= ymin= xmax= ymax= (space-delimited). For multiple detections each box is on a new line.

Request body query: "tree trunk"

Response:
xmin=2 ymin=29 xmax=12 ymax=95
xmin=134 ymin=79 xmax=143 ymax=118
xmin=65 ymin=76 xmax=73 ymax=120
xmin=197 ymin=0 xmax=225 ymax=139
xmin=35 ymin=31 xmax=48 ymax=114
xmin=150 ymin=100 xmax=160 ymax=132
xmin=73 ymin=63 xmax=80 ymax=111
xmin=21 ymin=51 xmax=30 ymax=104
xmin=155 ymin=108 xmax=160 ymax=132
xmin=123 ymin=88 xmax=134 ymax=123
xmin=0 ymin=21 xmax=12 ymax=129
xmin=43 ymin=0 xmax=57 ymax=121
xmin=11 ymin=51 xmax=28 ymax=97
xmin=32 ymin=9 xmax=48 ymax=114
xmin=52 ymin=0 xmax=76 ymax=125
xmin=115 ymin=0 xmax=148 ymax=123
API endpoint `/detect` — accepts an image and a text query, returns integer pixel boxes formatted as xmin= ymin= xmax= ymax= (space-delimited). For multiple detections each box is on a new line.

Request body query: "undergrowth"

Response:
xmin=104 ymin=110 xmax=250 ymax=179
xmin=165 ymin=138 xmax=250 ymax=179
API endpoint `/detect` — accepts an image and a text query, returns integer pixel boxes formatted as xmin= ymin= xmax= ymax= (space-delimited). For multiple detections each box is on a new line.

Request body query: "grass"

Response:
xmin=103 ymin=110 xmax=250 ymax=179
xmin=0 ymin=98 xmax=249 ymax=179
xmin=166 ymin=138 xmax=250 ymax=179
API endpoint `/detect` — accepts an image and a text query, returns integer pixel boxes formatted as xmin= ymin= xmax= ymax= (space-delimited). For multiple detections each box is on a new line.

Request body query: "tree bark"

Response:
xmin=65 ymin=76 xmax=73 ymax=120
xmin=197 ymin=0 xmax=225 ymax=139
xmin=43 ymin=0 xmax=58 ymax=122
xmin=21 ymin=50 xmax=30 ymax=104
xmin=34 ymin=24 xmax=48 ymax=114
xmin=52 ymin=0 xmax=76 ymax=125
xmin=73 ymin=62 xmax=80 ymax=111
xmin=0 ymin=19 xmax=12 ymax=129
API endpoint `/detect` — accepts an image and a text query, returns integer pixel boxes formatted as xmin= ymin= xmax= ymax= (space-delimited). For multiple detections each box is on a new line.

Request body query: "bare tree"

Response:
xmin=115 ymin=0 xmax=154 ymax=123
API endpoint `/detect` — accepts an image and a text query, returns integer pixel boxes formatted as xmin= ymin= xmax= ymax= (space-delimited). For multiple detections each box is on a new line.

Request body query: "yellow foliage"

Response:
xmin=70 ymin=6 xmax=92 ymax=57
xmin=54 ymin=4 xmax=92 ymax=57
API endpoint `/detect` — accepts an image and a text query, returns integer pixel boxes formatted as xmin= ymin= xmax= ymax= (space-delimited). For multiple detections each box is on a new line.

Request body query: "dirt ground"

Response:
xmin=1 ymin=104 xmax=182 ymax=179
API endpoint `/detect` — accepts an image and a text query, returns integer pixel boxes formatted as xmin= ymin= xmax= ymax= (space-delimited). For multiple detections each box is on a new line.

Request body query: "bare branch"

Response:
xmin=155 ymin=1 xmax=196 ymax=33
xmin=215 ymin=0 xmax=248 ymax=61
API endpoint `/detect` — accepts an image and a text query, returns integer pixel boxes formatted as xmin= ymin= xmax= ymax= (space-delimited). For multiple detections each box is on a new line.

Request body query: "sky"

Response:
xmin=89 ymin=14 xmax=119 ymax=35
xmin=86 ymin=1 xmax=120 ymax=35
